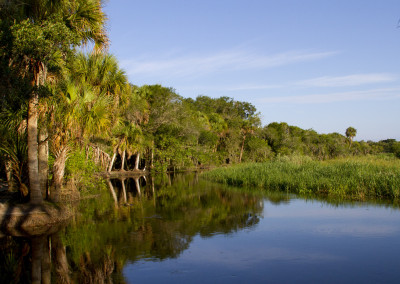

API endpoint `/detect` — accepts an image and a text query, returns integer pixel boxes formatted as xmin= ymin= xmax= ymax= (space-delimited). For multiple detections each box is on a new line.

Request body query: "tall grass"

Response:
xmin=203 ymin=155 xmax=400 ymax=201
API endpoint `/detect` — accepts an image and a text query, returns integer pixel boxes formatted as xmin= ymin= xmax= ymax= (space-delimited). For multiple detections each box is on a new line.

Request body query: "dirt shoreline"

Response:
xmin=0 ymin=202 xmax=74 ymax=237
xmin=0 ymin=191 xmax=75 ymax=237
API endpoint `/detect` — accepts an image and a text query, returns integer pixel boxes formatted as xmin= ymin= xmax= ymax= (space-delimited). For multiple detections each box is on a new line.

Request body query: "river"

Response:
xmin=1 ymin=173 xmax=400 ymax=283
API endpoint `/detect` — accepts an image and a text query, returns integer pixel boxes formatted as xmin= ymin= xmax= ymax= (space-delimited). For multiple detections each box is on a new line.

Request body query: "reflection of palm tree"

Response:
xmin=28 ymin=231 xmax=72 ymax=284
xmin=52 ymin=231 xmax=71 ymax=283
xmin=134 ymin=177 xmax=142 ymax=195
xmin=106 ymin=179 xmax=118 ymax=206
xmin=31 ymin=236 xmax=45 ymax=284
xmin=78 ymin=246 xmax=116 ymax=283
xmin=121 ymin=178 xmax=128 ymax=203
xmin=42 ymin=235 xmax=51 ymax=284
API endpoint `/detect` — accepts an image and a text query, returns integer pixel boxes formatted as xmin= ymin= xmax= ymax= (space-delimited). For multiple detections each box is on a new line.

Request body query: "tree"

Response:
xmin=0 ymin=0 xmax=108 ymax=204
xmin=345 ymin=127 xmax=357 ymax=148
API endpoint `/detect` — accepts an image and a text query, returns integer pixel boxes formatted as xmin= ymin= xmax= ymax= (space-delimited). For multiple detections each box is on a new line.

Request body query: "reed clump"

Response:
xmin=203 ymin=155 xmax=400 ymax=200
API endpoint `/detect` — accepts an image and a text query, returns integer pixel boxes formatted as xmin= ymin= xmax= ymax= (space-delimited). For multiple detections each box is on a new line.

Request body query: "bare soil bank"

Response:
xmin=0 ymin=186 xmax=75 ymax=237
xmin=0 ymin=202 xmax=74 ymax=237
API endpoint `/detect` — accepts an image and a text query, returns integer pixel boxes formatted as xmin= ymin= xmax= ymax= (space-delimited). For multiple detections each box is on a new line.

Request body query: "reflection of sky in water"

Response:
xmin=262 ymin=199 xmax=400 ymax=238
xmin=124 ymin=198 xmax=400 ymax=284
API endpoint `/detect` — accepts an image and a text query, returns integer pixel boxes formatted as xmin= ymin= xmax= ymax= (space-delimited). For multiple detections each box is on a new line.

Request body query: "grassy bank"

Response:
xmin=203 ymin=155 xmax=400 ymax=201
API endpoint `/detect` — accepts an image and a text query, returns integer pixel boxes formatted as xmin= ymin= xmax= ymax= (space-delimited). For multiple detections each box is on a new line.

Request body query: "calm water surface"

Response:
xmin=1 ymin=173 xmax=400 ymax=283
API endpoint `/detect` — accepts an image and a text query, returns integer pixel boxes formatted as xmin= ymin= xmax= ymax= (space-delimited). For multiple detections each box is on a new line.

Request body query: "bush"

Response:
xmin=65 ymin=149 xmax=104 ymax=194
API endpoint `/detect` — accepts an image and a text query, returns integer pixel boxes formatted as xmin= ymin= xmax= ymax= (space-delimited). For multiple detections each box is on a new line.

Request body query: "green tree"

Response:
xmin=345 ymin=127 xmax=357 ymax=148
xmin=0 ymin=0 xmax=108 ymax=204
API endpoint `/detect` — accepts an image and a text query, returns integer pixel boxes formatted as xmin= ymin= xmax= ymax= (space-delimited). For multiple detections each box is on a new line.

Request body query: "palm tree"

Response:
xmin=68 ymin=53 xmax=131 ymax=172
xmin=48 ymin=70 xmax=115 ymax=199
xmin=109 ymin=122 xmax=143 ymax=171
xmin=345 ymin=127 xmax=357 ymax=148
xmin=71 ymin=52 xmax=128 ymax=106
xmin=1 ymin=0 xmax=108 ymax=204
xmin=47 ymin=79 xmax=79 ymax=201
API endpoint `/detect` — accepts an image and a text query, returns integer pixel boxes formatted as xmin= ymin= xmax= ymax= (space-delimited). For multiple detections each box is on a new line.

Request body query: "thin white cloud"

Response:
xmin=258 ymin=87 xmax=400 ymax=104
xmin=225 ymin=84 xmax=283 ymax=91
xmin=297 ymin=73 xmax=397 ymax=87
xmin=120 ymin=49 xmax=337 ymax=79
xmin=179 ymin=84 xmax=282 ymax=92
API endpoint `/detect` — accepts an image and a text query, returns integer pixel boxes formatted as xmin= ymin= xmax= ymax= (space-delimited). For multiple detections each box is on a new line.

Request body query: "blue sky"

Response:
xmin=103 ymin=0 xmax=400 ymax=141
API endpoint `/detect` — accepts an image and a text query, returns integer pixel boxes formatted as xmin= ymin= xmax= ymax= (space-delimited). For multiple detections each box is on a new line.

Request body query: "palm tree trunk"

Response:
xmin=38 ymin=127 xmax=49 ymax=199
xmin=134 ymin=153 xmax=140 ymax=170
xmin=4 ymin=160 xmax=17 ymax=191
xmin=150 ymin=145 xmax=154 ymax=169
xmin=51 ymin=147 xmax=68 ymax=202
xmin=28 ymin=92 xmax=42 ymax=204
xmin=108 ymin=152 xmax=116 ymax=172
xmin=120 ymin=150 xmax=126 ymax=171
xmin=239 ymin=135 xmax=246 ymax=163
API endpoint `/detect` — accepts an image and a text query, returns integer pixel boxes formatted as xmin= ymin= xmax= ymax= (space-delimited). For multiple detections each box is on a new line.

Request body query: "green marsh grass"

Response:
xmin=203 ymin=155 xmax=400 ymax=201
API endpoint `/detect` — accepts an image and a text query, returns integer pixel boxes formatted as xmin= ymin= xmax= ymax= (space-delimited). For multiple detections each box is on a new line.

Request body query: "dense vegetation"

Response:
xmin=204 ymin=155 xmax=400 ymax=201
xmin=1 ymin=1 xmax=400 ymax=204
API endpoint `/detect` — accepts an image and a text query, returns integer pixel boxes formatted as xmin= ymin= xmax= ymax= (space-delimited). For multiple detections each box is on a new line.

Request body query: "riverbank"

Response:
xmin=0 ymin=181 xmax=75 ymax=237
xmin=203 ymin=155 xmax=400 ymax=201
xmin=0 ymin=201 xmax=74 ymax=237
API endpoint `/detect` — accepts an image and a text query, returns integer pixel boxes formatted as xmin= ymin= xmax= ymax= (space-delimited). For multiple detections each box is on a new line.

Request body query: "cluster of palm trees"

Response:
xmin=0 ymin=0 xmax=136 ymax=204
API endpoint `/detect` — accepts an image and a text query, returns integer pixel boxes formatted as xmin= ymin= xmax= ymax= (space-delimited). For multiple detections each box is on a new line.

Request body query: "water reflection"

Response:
xmin=1 ymin=173 xmax=264 ymax=283
xmin=2 ymin=172 xmax=400 ymax=283
xmin=106 ymin=175 xmax=147 ymax=206
xmin=0 ymin=229 xmax=70 ymax=284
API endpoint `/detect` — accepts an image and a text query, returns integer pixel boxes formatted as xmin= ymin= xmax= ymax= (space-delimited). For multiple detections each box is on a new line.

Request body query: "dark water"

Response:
xmin=1 ymin=173 xmax=400 ymax=283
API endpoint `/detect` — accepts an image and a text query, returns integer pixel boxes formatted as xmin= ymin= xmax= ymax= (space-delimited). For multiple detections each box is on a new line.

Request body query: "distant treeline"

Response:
xmin=255 ymin=123 xmax=400 ymax=160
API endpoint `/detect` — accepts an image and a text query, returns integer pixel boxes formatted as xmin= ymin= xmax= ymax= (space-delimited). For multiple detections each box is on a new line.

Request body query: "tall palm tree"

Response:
xmin=70 ymin=53 xmax=129 ymax=142
xmin=1 ymin=0 xmax=108 ymax=204
xmin=72 ymin=52 xmax=128 ymax=103
xmin=69 ymin=53 xmax=131 ymax=172
xmin=345 ymin=127 xmax=357 ymax=148
xmin=48 ymin=71 xmax=115 ymax=199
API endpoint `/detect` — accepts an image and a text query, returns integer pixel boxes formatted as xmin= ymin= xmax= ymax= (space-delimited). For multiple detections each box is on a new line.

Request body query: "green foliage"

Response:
xmin=0 ymin=109 xmax=28 ymax=193
xmin=345 ymin=126 xmax=357 ymax=139
xmin=378 ymin=139 xmax=400 ymax=158
xmin=10 ymin=18 xmax=77 ymax=66
xmin=204 ymin=155 xmax=400 ymax=201
xmin=261 ymin=122 xmax=367 ymax=160
xmin=65 ymin=149 xmax=104 ymax=193
xmin=198 ymin=130 xmax=218 ymax=147
xmin=243 ymin=136 xmax=272 ymax=162
xmin=1 ymin=0 xmax=399 ymax=189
